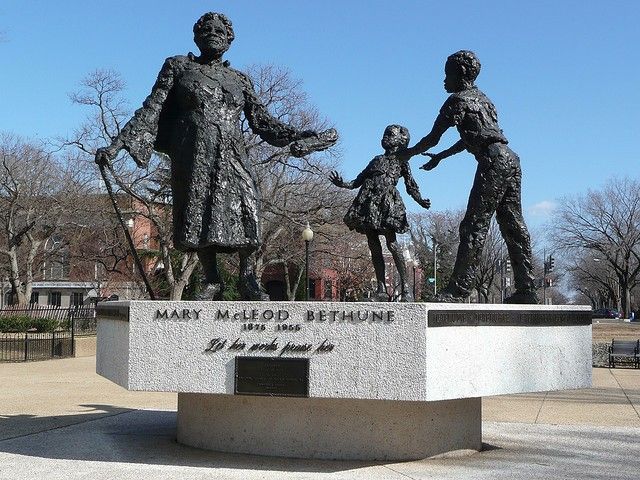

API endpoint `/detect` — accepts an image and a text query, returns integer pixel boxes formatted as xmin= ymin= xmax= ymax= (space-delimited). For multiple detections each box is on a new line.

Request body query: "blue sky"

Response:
xmin=1 ymin=1 xmax=638 ymax=234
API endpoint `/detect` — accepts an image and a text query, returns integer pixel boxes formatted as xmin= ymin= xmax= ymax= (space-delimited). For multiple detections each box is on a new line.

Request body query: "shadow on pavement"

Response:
xmin=0 ymin=404 xmax=134 ymax=441
xmin=0 ymin=407 xmax=395 ymax=473
xmin=504 ymin=387 xmax=640 ymax=405
xmin=3 ymin=409 xmax=640 ymax=478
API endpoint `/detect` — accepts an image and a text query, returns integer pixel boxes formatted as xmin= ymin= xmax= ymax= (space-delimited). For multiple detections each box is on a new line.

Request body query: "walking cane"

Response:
xmin=98 ymin=163 xmax=157 ymax=300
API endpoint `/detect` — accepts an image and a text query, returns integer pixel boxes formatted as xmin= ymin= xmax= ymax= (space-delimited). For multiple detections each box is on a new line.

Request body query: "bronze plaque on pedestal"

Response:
xmin=234 ymin=356 xmax=309 ymax=397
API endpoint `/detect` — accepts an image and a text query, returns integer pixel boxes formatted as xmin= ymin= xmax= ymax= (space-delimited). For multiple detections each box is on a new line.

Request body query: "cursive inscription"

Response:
xmin=315 ymin=339 xmax=335 ymax=353
xmin=249 ymin=338 xmax=279 ymax=352
xmin=204 ymin=337 xmax=335 ymax=356
xmin=280 ymin=341 xmax=313 ymax=356
xmin=205 ymin=338 xmax=226 ymax=352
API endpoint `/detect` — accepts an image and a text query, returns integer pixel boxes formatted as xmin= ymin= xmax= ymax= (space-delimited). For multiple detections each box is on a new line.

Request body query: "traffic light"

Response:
xmin=505 ymin=259 xmax=511 ymax=273
xmin=548 ymin=255 xmax=555 ymax=272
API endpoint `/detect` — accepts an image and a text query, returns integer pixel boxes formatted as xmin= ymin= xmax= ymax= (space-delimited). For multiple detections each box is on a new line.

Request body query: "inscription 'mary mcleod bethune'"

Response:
xmin=154 ymin=308 xmax=396 ymax=323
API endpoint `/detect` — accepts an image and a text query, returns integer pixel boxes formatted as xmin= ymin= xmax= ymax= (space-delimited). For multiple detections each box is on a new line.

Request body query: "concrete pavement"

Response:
xmin=1 ymin=356 xmax=640 ymax=479
xmin=484 ymin=367 xmax=640 ymax=427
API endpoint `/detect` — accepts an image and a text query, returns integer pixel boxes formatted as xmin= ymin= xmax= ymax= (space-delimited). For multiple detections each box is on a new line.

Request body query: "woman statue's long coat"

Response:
xmin=116 ymin=54 xmax=302 ymax=252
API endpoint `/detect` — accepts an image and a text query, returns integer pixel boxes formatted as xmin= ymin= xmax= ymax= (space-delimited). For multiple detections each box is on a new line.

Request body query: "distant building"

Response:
xmin=262 ymin=263 xmax=339 ymax=301
xmin=0 ymin=195 xmax=154 ymax=307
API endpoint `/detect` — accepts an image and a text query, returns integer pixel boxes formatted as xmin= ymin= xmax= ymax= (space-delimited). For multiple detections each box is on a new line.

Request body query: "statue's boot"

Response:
xmin=239 ymin=273 xmax=270 ymax=301
xmin=195 ymin=282 xmax=224 ymax=301
xmin=504 ymin=290 xmax=539 ymax=305
xmin=400 ymin=287 xmax=414 ymax=303
xmin=424 ymin=285 xmax=467 ymax=303
xmin=365 ymin=282 xmax=389 ymax=302
xmin=368 ymin=291 xmax=389 ymax=302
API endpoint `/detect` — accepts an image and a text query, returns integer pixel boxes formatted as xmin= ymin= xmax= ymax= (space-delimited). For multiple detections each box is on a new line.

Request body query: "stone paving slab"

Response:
xmin=0 ymin=410 xmax=638 ymax=479
xmin=482 ymin=394 xmax=545 ymax=424
xmin=483 ymin=366 xmax=640 ymax=427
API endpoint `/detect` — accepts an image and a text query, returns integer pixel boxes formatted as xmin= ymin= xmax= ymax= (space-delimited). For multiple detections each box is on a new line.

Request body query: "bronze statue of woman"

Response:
xmin=96 ymin=12 xmax=336 ymax=300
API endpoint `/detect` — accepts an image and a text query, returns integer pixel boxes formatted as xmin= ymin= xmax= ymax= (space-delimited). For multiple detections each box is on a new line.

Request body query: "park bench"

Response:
xmin=608 ymin=339 xmax=640 ymax=368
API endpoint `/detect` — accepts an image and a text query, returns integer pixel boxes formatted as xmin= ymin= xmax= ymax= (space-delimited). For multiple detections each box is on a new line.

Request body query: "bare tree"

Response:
xmin=0 ymin=134 xmax=93 ymax=304
xmin=326 ymin=229 xmax=376 ymax=301
xmin=409 ymin=210 xmax=462 ymax=299
xmin=241 ymin=65 xmax=351 ymax=299
xmin=410 ymin=211 xmax=522 ymax=303
xmin=566 ymin=252 xmax=624 ymax=309
xmin=551 ymin=177 xmax=640 ymax=317
xmin=63 ymin=69 xmax=199 ymax=300
xmin=473 ymin=220 xmax=504 ymax=303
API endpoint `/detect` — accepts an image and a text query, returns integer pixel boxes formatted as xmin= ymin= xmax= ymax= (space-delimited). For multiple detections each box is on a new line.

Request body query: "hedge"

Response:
xmin=0 ymin=315 xmax=61 ymax=333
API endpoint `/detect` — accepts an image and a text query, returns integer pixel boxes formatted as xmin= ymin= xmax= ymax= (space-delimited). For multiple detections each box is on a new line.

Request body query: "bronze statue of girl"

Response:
xmin=330 ymin=125 xmax=430 ymax=302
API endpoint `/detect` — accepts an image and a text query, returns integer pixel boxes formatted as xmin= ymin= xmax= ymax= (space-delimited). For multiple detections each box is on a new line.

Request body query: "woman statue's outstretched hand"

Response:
xmin=290 ymin=128 xmax=338 ymax=157
xmin=417 ymin=197 xmax=431 ymax=209
xmin=329 ymin=170 xmax=346 ymax=188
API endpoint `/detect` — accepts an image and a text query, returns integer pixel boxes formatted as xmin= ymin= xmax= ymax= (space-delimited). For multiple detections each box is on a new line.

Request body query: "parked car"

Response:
xmin=591 ymin=308 xmax=622 ymax=319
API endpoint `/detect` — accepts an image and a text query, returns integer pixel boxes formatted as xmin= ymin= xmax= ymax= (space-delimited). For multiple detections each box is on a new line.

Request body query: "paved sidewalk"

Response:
xmin=1 ymin=356 xmax=640 ymax=479
xmin=0 ymin=356 xmax=176 ymax=441
xmin=484 ymin=367 xmax=640 ymax=427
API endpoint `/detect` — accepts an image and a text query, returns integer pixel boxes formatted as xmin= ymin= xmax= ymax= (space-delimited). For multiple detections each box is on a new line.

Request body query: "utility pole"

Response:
xmin=499 ymin=257 xmax=505 ymax=303
xmin=542 ymin=250 xmax=555 ymax=305
xmin=543 ymin=248 xmax=547 ymax=305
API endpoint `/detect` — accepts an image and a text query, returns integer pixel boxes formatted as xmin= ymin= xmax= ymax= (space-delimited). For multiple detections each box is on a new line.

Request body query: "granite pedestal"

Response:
xmin=96 ymin=301 xmax=591 ymax=460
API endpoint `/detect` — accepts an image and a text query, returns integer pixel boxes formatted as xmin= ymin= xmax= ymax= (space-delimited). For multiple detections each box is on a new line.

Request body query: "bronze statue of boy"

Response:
xmin=404 ymin=50 xmax=538 ymax=304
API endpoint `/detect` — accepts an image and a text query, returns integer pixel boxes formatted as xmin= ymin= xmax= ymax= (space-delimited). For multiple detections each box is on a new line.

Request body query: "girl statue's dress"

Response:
xmin=344 ymin=153 xmax=415 ymax=235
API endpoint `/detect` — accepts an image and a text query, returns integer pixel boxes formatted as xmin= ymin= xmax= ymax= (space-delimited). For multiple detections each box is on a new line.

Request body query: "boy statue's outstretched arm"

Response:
xmin=420 ymin=140 xmax=465 ymax=171
xmin=403 ymin=113 xmax=451 ymax=158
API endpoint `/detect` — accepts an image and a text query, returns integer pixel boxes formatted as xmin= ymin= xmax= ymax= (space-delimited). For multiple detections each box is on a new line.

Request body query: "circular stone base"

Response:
xmin=177 ymin=393 xmax=481 ymax=461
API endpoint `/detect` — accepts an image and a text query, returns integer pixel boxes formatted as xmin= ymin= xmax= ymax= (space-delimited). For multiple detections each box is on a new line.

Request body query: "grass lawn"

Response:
xmin=592 ymin=321 xmax=640 ymax=343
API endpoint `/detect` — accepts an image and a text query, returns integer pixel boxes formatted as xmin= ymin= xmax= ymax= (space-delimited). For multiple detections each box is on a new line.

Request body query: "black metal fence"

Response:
xmin=0 ymin=305 xmax=96 ymax=362
xmin=70 ymin=309 xmax=97 ymax=336
xmin=0 ymin=331 xmax=74 ymax=361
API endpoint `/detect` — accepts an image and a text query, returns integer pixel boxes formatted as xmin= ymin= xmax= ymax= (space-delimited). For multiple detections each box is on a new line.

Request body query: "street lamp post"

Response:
xmin=302 ymin=222 xmax=314 ymax=301
xmin=403 ymin=247 xmax=413 ymax=301
xmin=412 ymin=259 xmax=419 ymax=300
xmin=432 ymin=238 xmax=438 ymax=295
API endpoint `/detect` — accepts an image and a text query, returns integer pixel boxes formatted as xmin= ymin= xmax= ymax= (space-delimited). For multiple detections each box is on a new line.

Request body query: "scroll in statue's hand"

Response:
xmin=290 ymin=128 xmax=338 ymax=157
